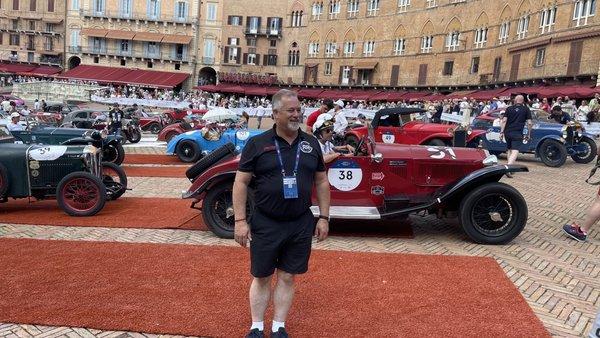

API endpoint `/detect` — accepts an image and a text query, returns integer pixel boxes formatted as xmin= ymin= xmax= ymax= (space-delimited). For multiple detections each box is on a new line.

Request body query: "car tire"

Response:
xmin=186 ymin=143 xmax=237 ymax=180
xmin=176 ymin=140 xmax=201 ymax=163
xmin=0 ymin=164 xmax=8 ymax=197
xmin=165 ymin=131 xmax=178 ymax=143
xmin=101 ymin=162 xmax=128 ymax=200
xmin=128 ymin=129 xmax=142 ymax=143
xmin=427 ymin=138 xmax=447 ymax=146
xmin=202 ymin=181 xmax=255 ymax=239
xmin=149 ymin=123 xmax=162 ymax=134
xmin=345 ymin=135 xmax=360 ymax=148
xmin=459 ymin=182 xmax=528 ymax=244
xmin=57 ymin=172 xmax=107 ymax=216
xmin=571 ymin=137 xmax=597 ymax=164
xmin=103 ymin=142 xmax=125 ymax=165
xmin=539 ymin=139 xmax=567 ymax=167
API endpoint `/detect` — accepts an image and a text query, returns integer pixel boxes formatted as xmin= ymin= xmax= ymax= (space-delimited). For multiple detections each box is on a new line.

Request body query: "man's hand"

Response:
xmin=499 ymin=132 xmax=504 ymax=141
xmin=314 ymin=219 xmax=329 ymax=242
xmin=346 ymin=144 xmax=356 ymax=153
xmin=234 ymin=220 xmax=252 ymax=247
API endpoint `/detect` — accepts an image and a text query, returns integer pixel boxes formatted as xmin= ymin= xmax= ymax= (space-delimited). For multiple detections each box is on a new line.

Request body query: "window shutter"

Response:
xmin=257 ymin=17 xmax=262 ymax=30
xmin=263 ymin=54 xmax=268 ymax=65
xmin=223 ymin=46 xmax=229 ymax=62
xmin=236 ymin=47 xmax=242 ymax=64
xmin=246 ymin=16 xmax=251 ymax=30
xmin=227 ymin=16 xmax=232 ymax=25
xmin=390 ymin=65 xmax=399 ymax=86
xmin=239 ymin=16 xmax=243 ymax=26
xmin=266 ymin=17 xmax=272 ymax=30
xmin=338 ymin=66 xmax=343 ymax=84
xmin=30 ymin=0 xmax=35 ymax=11
xmin=277 ymin=17 xmax=283 ymax=29
xmin=418 ymin=64 xmax=427 ymax=85
xmin=567 ymin=40 xmax=583 ymax=76
xmin=184 ymin=3 xmax=189 ymax=18
xmin=255 ymin=54 xmax=260 ymax=65
xmin=48 ymin=0 xmax=54 ymax=12
xmin=509 ymin=53 xmax=520 ymax=81
xmin=146 ymin=0 xmax=150 ymax=16
xmin=349 ymin=66 xmax=354 ymax=84
xmin=243 ymin=53 xmax=248 ymax=64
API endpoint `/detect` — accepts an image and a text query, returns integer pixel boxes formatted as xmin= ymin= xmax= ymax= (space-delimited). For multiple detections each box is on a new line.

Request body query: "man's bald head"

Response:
xmin=514 ymin=95 xmax=525 ymax=104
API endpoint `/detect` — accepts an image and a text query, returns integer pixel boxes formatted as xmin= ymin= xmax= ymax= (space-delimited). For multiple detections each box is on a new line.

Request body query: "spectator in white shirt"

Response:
xmin=20 ymin=105 xmax=30 ymax=117
xmin=332 ymin=99 xmax=348 ymax=136
xmin=1 ymin=99 xmax=10 ymax=112
xmin=7 ymin=112 xmax=23 ymax=131
xmin=33 ymin=99 xmax=40 ymax=111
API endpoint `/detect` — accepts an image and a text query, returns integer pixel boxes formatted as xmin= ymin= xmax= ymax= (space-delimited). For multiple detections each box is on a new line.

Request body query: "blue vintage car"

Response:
xmin=474 ymin=110 xmax=597 ymax=167
xmin=166 ymin=128 xmax=263 ymax=162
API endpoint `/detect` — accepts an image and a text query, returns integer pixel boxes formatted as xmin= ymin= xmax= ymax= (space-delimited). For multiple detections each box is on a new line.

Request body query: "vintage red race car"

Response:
xmin=122 ymin=108 xmax=166 ymax=134
xmin=182 ymin=131 xmax=529 ymax=244
xmin=346 ymin=107 xmax=486 ymax=148
xmin=157 ymin=120 xmax=207 ymax=142
xmin=163 ymin=109 xmax=208 ymax=124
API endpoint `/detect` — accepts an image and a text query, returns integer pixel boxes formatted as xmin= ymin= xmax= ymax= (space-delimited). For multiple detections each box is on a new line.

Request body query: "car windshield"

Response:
xmin=378 ymin=113 xmax=402 ymax=127
xmin=0 ymin=126 xmax=15 ymax=141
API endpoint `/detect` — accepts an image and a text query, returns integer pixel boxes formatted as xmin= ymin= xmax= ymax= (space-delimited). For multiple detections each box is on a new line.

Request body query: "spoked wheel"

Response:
xmin=57 ymin=172 xmax=106 ymax=216
xmin=102 ymin=142 xmax=125 ymax=165
xmin=539 ymin=139 xmax=567 ymax=167
xmin=202 ymin=182 xmax=254 ymax=238
xmin=571 ymin=137 xmax=597 ymax=164
xmin=459 ymin=182 xmax=527 ymax=244
xmin=101 ymin=162 xmax=128 ymax=200
xmin=128 ymin=129 xmax=142 ymax=143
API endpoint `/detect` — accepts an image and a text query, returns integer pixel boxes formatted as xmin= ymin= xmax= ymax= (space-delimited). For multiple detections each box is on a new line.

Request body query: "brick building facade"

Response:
xmin=0 ymin=0 xmax=598 ymax=90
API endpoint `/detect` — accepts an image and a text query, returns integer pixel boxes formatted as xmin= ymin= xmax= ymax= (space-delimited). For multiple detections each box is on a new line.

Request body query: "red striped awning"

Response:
xmin=56 ymin=65 xmax=188 ymax=88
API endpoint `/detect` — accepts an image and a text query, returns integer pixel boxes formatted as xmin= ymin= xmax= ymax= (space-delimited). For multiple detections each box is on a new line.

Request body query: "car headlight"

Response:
xmin=83 ymin=130 xmax=94 ymax=138
xmin=483 ymin=154 xmax=498 ymax=166
xmin=561 ymin=126 xmax=568 ymax=139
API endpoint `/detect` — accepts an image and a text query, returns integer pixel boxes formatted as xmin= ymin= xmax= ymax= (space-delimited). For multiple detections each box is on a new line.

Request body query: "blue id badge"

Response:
xmin=282 ymin=176 xmax=298 ymax=199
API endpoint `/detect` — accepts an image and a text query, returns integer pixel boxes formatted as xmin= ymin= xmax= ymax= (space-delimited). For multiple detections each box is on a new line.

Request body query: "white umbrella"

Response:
xmin=202 ymin=108 xmax=239 ymax=123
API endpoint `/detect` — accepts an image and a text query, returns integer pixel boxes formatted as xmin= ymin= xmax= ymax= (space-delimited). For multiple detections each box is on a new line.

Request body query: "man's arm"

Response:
xmin=314 ymin=170 xmax=330 ymax=241
xmin=499 ymin=116 xmax=507 ymax=140
xmin=232 ymin=171 xmax=253 ymax=247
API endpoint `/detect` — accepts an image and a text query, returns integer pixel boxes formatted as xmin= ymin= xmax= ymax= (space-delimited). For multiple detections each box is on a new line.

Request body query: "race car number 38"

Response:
xmin=327 ymin=160 xmax=362 ymax=191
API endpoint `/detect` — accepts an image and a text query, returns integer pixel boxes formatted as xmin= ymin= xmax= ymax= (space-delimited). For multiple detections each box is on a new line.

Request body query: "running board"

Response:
xmin=310 ymin=206 xmax=381 ymax=220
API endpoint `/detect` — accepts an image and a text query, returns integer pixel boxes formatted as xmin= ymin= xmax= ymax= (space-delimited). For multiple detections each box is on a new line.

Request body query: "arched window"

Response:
xmin=289 ymin=42 xmax=300 ymax=65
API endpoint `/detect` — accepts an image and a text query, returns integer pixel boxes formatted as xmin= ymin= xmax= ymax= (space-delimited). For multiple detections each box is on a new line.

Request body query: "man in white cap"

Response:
xmin=332 ymin=99 xmax=348 ymax=137
xmin=7 ymin=112 xmax=24 ymax=131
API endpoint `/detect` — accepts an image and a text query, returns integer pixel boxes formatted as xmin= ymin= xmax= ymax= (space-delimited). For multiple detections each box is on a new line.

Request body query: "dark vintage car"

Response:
xmin=61 ymin=109 xmax=142 ymax=144
xmin=473 ymin=109 xmax=597 ymax=167
xmin=0 ymin=126 xmax=128 ymax=216
xmin=182 ymin=131 xmax=529 ymax=245
xmin=345 ymin=108 xmax=487 ymax=148
xmin=5 ymin=124 xmax=125 ymax=165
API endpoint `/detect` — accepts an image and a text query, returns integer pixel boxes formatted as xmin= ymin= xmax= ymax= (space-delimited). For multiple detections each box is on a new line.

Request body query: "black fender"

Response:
xmin=434 ymin=164 xmax=529 ymax=205
xmin=182 ymin=171 xmax=237 ymax=200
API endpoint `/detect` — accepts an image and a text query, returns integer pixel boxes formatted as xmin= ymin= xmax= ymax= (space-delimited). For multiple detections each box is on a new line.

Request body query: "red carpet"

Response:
xmin=123 ymin=165 xmax=188 ymax=178
xmin=0 ymin=238 xmax=548 ymax=337
xmin=0 ymin=198 xmax=205 ymax=230
xmin=124 ymin=154 xmax=183 ymax=165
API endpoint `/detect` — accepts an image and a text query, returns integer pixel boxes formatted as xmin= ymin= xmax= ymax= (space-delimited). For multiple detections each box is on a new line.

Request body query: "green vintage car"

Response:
xmin=0 ymin=126 xmax=128 ymax=216
xmin=7 ymin=124 xmax=125 ymax=165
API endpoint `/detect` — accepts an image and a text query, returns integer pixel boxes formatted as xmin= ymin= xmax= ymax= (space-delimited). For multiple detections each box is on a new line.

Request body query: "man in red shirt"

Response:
xmin=305 ymin=99 xmax=334 ymax=135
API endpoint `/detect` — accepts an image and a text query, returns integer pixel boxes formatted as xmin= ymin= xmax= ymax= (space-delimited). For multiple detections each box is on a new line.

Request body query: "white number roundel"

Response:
xmin=382 ymin=133 xmax=395 ymax=144
xmin=236 ymin=130 xmax=250 ymax=140
xmin=327 ymin=160 xmax=362 ymax=191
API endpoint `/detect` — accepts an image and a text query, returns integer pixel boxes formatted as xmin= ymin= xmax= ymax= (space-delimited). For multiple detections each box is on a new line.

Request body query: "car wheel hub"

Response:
xmin=489 ymin=212 xmax=503 ymax=222
xmin=471 ymin=195 xmax=513 ymax=235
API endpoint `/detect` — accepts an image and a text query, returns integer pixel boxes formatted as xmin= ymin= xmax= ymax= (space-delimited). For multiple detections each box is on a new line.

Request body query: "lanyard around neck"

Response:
xmin=273 ymin=137 xmax=301 ymax=177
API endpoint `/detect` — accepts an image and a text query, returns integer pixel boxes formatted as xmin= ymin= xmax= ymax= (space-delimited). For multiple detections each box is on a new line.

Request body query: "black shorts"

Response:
xmin=505 ymin=132 xmax=523 ymax=150
xmin=249 ymin=209 xmax=316 ymax=278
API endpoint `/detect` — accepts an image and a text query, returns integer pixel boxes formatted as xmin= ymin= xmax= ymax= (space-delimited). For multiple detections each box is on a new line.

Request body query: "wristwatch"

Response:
xmin=318 ymin=215 xmax=330 ymax=222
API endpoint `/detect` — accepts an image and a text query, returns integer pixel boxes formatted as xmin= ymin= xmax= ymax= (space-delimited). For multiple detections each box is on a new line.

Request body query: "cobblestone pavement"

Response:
xmin=1 ymin=145 xmax=599 ymax=337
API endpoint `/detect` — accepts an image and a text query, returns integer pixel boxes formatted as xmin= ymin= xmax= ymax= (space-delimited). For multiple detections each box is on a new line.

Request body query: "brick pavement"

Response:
xmin=1 ymin=148 xmax=599 ymax=337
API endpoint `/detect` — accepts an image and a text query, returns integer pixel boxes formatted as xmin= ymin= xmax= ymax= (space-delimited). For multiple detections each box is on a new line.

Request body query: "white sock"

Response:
xmin=250 ymin=321 xmax=264 ymax=331
xmin=272 ymin=320 xmax=285 ymax=332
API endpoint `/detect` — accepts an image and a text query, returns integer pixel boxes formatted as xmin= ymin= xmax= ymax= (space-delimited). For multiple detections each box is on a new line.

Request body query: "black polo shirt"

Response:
xmin=239 ymin=125 xmax=325 ymax=221
xmin=504 ymin=104 xmax=532 ymax=134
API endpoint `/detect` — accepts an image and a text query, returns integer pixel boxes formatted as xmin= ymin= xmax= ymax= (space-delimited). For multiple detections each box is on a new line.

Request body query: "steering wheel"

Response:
xmin=353 ymin=136 xmax=366 ymax=156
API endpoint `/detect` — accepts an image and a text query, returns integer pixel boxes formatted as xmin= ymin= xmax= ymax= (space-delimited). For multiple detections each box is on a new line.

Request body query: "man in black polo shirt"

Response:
xmin=500 ymin=95 xmax=532 ymax=177
xmin=233 ymin=89 xmax=331 ymax=338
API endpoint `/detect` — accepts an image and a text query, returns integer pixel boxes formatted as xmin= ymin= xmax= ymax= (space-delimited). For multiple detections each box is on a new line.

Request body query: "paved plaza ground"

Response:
xmin=1 ymin=129 xmax=599 ymax=337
